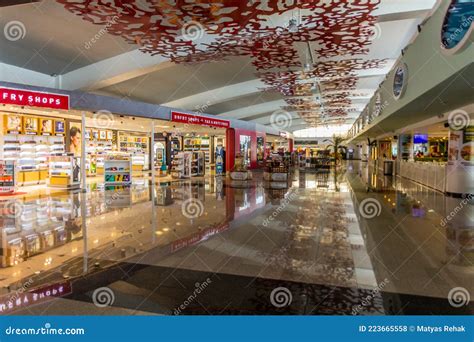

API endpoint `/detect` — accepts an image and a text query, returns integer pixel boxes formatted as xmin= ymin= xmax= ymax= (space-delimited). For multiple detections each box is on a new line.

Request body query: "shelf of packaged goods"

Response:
xmin=104 ymin=170 xmax=131 ymax=174
xmin=104 ymin=182 xmax=131 ymax=185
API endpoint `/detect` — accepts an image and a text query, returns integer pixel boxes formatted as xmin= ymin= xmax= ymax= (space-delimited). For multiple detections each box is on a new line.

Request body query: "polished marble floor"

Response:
xmin=0 ymin=161 xmax=472 ymax=315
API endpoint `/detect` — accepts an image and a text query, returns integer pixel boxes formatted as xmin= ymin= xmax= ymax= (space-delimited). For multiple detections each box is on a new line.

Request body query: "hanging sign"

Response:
xmin=172 ymin=111 xmax=230 ymax=128
xmin=0 ymin=88 xmax=70 ymax=110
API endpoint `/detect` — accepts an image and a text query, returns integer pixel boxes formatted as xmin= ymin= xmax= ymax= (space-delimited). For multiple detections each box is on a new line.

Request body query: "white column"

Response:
xmin=81 ymin=192 xmax=88 ymax=274
xmin=151 ymin=121 xmax=156 ymax=182
xmin=81 ymin=111 xmax=87 ymax=192
xmin=150 ymin=120 xmax=156 ymax=242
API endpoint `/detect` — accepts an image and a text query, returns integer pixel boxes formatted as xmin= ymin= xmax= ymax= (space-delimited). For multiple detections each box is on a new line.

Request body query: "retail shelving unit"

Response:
xmin=171 ymin=152 xmax=191 ymax=179
xmin=132 ymin=154 xmax=146 ymax=172
xmin=2 ymin=134 xmax=64 ymax=186
xmin=0 ymin=160 xmax=17 ymax=194
xmin=48 ymin=154 xmax=80 ymax=189
xmin=104 ymin=155 xmax=132 ymax=185
xmin=191 ymin=151 xmax=205 ymax=176
xmin=170 ymin=138 xmax=181 ymax=163
xmin=184 ymin=136 xmax=210 ymax=170
xmin=118 ymin=133 xmax=150 ymax=171
xmin=86 ymin=137 xmax=113 ymax=176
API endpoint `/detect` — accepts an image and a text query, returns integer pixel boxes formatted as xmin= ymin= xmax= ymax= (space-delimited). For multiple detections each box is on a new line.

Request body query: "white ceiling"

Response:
xmin=0 ymin=0 xmax=439 ymax=136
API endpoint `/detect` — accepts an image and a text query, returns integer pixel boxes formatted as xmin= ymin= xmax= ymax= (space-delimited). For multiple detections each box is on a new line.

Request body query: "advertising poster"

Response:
xmin=99 ymin=130 xmax=107 ymax=140
xmin=54 ymin=120 xmax=65 ymax=136
xmin=40 ymin=118 xmax=53 ymax=136
xmin=68 ymin=121 xmax=82 ymax=157
xmin=4 ymin=114 xmax=22 ymax=134
xmin=23 ymin=116 xmax=38 ymax=135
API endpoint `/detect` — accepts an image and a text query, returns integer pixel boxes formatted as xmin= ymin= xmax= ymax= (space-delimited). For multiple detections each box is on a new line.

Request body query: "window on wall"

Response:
xmin=294 ymin=125 xmax=352 ymax=138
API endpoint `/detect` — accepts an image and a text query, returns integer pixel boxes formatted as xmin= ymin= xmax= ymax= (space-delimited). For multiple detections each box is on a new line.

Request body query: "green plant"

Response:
xmin=324 ymin=135 xmax=347 ymax=161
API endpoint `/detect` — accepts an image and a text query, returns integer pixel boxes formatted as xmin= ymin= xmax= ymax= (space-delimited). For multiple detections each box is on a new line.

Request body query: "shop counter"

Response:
xmin=399 ymin=160 xmax=446 ymax=192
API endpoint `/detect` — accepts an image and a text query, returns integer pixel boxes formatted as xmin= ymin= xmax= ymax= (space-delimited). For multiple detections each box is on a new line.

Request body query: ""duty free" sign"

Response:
xmin=0 ymin=88 xmax=70 ymax=110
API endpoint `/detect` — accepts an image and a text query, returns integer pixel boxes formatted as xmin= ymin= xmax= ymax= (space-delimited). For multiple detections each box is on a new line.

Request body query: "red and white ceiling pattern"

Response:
xmin=56 ymin=0 xmax=396 ymax=128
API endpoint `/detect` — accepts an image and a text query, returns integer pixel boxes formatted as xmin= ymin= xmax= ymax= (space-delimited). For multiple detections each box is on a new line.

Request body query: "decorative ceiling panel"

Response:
xmin=57 ymin=0 xmax=384 ymax=128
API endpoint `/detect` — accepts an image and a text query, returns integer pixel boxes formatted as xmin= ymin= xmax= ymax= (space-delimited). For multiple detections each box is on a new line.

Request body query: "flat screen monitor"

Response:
xmin=413 ymin=134 xmax=428 ymax=144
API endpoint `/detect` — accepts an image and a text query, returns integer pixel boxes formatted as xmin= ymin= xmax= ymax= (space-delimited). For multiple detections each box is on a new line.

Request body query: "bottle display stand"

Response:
xmin=104 ymin=156 xmax=132 ymax=185
xmin=184 ymin=137 xmax=210 ymax=171
xmin=191 ymin=151 xmax=205 ymax=176
xmin=48 ymin=154 xmax=80 ymax=189
xmin=263 ymin=157 xmax=290 ymax=189
xmin=171 ymin=152 xmax=191 ymax=179
xmin=229 ymin=156 xmax=253 ymax=188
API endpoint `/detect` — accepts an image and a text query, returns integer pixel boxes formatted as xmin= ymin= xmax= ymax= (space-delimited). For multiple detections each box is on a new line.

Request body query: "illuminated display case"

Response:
xmin=0 ymin=160 xmax=17 ymax=194
xmin=48 ymin=154 xmax=80 ymax=189
xmin=171 ymin=152 xmax=191 ymax=179
xmin=104 ymin=155 xmax=132 ymax=185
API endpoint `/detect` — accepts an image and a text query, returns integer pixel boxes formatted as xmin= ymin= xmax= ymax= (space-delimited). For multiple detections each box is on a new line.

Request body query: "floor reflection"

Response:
xmin=0 ymin=162 xmax=472 ymax=315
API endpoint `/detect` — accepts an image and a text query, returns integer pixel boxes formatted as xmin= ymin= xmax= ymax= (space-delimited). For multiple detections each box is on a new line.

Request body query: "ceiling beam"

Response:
xmin=0 ymin=62 xmax=55 ymax=88
xmin=162 ymin=79 xmax=266 ymax=109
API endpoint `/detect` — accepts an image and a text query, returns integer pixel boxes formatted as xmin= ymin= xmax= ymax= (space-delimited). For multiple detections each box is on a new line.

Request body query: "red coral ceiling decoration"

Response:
xmin=57 ymin=0 xmax=383 ymax=127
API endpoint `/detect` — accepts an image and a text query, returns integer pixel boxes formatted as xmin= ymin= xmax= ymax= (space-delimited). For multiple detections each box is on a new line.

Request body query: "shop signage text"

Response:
xmin=0 ymin=88 xmax=70 ymax=110
xmin=172 ymin=112 xmax=230 ymax=128
xmin=171 ymin=223 xmax=229 ymax=252
xmin=0 ymin=281 xmax=72 ymax=313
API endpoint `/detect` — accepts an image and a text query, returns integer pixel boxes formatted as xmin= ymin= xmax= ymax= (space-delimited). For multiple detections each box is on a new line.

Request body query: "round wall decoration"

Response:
xmin=441 ymin=0 xmax=473 ymax=54
xmin=393 ymin=62 xmax=408 ymax=99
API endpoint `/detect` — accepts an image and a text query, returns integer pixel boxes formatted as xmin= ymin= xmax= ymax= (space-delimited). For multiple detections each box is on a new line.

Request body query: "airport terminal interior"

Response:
xmin=0 ymin=0 xmax=472 ymax=315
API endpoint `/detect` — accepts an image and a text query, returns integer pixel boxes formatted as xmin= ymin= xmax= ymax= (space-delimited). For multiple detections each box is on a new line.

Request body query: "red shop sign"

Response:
xmin=172 ymin=111 xmax=230 ymax=128
xmin=0 ymin=88 xmax=70 ymax=110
